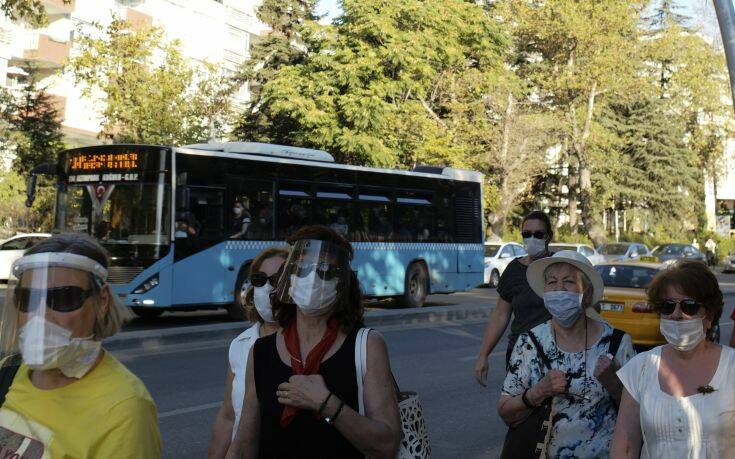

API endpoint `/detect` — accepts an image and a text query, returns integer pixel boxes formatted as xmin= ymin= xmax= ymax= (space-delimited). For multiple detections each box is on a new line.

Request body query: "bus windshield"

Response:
xmin=59 ymin=183 xmax=170 ymax=246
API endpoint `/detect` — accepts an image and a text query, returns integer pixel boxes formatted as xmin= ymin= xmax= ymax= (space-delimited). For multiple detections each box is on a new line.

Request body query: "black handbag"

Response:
xmin=500 ymin=332 xmax=555 ymax=459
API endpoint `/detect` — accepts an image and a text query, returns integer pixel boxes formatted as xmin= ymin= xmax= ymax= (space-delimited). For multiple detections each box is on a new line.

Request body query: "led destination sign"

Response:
xmin=70 ymin=152 xmax=140 ymax=172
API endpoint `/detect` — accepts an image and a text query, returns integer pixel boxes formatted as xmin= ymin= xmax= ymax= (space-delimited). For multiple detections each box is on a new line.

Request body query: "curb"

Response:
xmin=104 ymin=303 xmax=494 ymax=351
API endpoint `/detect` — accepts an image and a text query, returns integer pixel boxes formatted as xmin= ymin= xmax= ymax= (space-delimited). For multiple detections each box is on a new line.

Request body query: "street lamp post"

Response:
xmin=714 ymin=0 xmax=735 ymax=111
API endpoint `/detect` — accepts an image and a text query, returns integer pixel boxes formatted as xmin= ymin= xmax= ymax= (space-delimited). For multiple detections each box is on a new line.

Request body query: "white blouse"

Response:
xmin=617 ymin=345 xmax=735 ymax=459
xmin=228 ymin=323 xmax=260 ymax=439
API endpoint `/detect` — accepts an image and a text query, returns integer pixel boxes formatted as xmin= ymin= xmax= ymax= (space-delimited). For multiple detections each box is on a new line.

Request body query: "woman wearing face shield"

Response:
xmin=498 ymin=251 xmax=635 ymax=458
xmin=612 ymin=261 xmax=735 ymax=458
xmin=0 ymin=234 xmax=161 ymax=458
xmin=225 ymin=226 xmax=401 ymax=459
xmin=209 ymin=247 xmax=288 ymax=458
xmin=475 ymin=211 xmax=555 ymax=385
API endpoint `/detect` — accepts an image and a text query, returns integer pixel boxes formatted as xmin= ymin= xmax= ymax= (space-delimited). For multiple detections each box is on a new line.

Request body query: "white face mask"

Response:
xmin=524 ymin=237 xmax=547 ymax=258
xmin=660 ymin=318 xmax=705 ymax=352
xmin=233 ymin=207 xmax=243 ymax=215
xmin=543 ymin=291 xmax=583 ymax=328
xmin=19 ymin=315 xmax=102 ymax=379
xmin=288 ymin=271 xmax=338 ymax=316
xmin=253 ymin=284 xmax=276 ymax=323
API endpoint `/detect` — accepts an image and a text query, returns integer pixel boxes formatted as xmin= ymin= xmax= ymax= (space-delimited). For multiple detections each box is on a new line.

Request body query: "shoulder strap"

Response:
xmin=527 ymin=331 xmax=552 ymax=371
xmin=608 ymin=328 xmax=625 ymax=359
xmin=355 ymin=328 xmax=370 ymax=416
xmin=0 ymin=355 xmax=21 ymax=408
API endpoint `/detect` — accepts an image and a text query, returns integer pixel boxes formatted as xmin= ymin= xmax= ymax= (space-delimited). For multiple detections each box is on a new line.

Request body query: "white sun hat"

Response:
xmin=526 ymin=250 xmax=604 ymax=305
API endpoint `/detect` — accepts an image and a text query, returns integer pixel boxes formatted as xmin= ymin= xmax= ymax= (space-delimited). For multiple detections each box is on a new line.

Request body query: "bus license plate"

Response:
xmin=600 ymin=302 xmax=624 ymax=312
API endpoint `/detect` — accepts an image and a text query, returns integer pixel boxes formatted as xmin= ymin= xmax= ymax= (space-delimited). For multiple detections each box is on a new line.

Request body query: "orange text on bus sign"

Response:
xmin=69 ymin=152 xmax=140 ymax=171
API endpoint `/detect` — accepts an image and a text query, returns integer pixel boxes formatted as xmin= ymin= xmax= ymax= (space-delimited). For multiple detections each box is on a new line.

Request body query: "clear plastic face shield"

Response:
xmin=0 ymin=253 xmax=108 ymax=377
xmin=275 ymin=240 xmax=352 ymax=316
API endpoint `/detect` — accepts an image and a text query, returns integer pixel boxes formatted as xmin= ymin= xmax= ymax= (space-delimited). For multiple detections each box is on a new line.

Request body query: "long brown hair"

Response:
xmin=272 ymin=225 xmax=364 ymax=333
xmin=244 ymin=247 xmax=290 ymax=323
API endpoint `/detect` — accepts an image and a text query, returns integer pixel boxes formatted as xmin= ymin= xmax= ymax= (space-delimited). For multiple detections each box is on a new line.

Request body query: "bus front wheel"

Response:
xmin=399 ymin=262 xmax=428 ymax=308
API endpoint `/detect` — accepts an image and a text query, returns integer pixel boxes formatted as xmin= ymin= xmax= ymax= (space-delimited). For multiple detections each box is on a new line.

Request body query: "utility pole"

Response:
xmin=714 ymin=0 xmax=735 ymax=111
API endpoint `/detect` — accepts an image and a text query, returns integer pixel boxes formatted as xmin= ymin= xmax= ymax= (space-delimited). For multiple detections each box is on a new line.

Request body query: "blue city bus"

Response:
xmin=30 ymin=142 xmax=484 ymax=319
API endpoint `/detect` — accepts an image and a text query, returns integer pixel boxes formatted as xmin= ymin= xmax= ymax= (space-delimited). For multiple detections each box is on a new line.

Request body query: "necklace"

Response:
xmin=553 ymin=316 xmax=588 ymax=401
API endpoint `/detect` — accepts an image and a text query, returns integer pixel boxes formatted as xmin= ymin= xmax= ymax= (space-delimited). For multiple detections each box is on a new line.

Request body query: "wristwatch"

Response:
xmin=325 ymin=400 xmax=345 ymax=425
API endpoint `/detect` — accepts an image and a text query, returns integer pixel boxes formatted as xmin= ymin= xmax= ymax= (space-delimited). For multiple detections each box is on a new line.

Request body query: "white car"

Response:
xmin=549 ymin=243 xmax=605 ymax=265
xmin=484 ymin=242 xmax=527 ymax=288
xmin=0 ymin=233 xmax=51 ymax=283
xmin=724 ymin=252 xmax=735 ymax=273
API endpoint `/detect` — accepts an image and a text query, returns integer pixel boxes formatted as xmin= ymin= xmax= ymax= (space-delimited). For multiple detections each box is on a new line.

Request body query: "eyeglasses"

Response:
xmin=250 ymin=272 xmax=280 ymax=288
xmin=657 ymin=298 xmax=703 ymax=316
xmin=521 ymin=231 xmax=546 ymax=240
xmin=14 ymin=286 xmax=94 ymax=313
xmin=295 ymin=261 xmax=343 ymax=281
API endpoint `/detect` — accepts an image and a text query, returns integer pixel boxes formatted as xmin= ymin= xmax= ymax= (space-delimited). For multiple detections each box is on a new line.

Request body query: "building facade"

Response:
xmin=0 ymin=0 xmax=266 ymax=146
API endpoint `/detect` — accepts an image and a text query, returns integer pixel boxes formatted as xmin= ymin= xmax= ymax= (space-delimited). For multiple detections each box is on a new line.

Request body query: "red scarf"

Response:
xmin=280 ymin=316 xmax=340 ymax=427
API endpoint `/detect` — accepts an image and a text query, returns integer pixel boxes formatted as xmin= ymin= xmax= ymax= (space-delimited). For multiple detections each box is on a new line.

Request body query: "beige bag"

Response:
xmin=355 ymin=328 xmax=431 ymax=458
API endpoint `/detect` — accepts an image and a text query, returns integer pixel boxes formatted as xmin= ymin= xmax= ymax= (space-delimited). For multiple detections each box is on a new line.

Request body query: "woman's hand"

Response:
xmin=594 ymin=355 xmax=620 ymax=388
xmin=474 ymin=355 xmax=489 ymax=387
xmin=277 ymin=375 xmax=331 ymax=412
xmin=528 ymin=369 xmax=567 ymax=404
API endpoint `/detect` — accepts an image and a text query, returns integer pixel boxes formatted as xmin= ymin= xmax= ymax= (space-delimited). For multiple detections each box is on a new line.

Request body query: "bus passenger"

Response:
xmin=230 ymin=200 xmax=252 ymax=240
xmin=226 ymin=226 xmax=401 ymax=459
xmin=475 ymin=211 xmax=554 ymax=385
xmin=209 ymin=247 xmax=288 ymax=458
xmin=247 ymin=208 xmax=273 ymax=240
xmin=0 ymin=234 xmax=161 ymax=458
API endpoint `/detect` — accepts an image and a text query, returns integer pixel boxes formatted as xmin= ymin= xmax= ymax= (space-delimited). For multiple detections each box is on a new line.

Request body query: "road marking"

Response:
xmin=458 ymin=350 xmax=505 ymax=362
xmin=159 ymin=401 xmax=222 ymax=419
xmin=433 ymin=327 xmax=483 ymax=341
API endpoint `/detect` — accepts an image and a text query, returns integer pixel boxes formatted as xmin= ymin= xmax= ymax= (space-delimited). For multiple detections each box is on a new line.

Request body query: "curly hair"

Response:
xmin=243 ymin=247 xmax=290 ymax=323
xmin=647 ymin=260 xmax=723 ymax=339
xmin=272 ymin=225 xmax=364 ymax=333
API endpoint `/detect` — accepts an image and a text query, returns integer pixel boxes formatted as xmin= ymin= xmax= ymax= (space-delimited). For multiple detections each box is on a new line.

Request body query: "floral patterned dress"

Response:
xmin=502 ymin=320 xmax=636 ymax=458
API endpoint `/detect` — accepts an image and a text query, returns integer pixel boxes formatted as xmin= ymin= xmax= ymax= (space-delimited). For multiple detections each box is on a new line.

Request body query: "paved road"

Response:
xmin=110 ymin=290 xmax=735 ymax=459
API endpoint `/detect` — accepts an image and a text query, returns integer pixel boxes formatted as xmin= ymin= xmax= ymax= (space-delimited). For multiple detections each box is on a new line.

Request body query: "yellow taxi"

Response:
xmin=594 ymin=261 xmax=664 ymax=346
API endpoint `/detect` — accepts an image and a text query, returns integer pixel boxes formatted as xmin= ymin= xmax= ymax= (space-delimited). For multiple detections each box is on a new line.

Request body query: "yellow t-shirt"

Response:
xmin=0 ymin=351 xmax=161 ymax=459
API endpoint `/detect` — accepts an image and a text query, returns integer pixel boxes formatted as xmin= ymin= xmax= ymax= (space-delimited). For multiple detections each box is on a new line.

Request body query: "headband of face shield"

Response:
xmin=274 ymin=240 xmax=352 ymax=316
xmin=0 ymin=252 xmax=109 ymax=377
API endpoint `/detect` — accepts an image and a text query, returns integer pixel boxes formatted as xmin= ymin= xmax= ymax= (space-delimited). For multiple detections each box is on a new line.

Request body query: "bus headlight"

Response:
xmin=133 ymin=274 xmax=159 ymax=294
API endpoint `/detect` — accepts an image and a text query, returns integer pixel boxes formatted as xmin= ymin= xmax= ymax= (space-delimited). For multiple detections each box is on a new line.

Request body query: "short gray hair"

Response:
xmin=25 ymin=233 xmax=132 ymax=339
xmin=543 ymin=262 xmax=595 ymax=309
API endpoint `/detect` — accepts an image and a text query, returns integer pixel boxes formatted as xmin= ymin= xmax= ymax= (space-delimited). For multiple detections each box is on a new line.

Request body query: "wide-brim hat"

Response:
xmin=527 ymin=250 xmax=604 ymax=305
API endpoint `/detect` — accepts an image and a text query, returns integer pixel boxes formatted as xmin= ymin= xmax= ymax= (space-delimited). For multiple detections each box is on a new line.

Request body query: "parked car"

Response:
xmin=597 ymin=242 xmax=651 ymax=262
xmin=483 ymin=242 xmax=526 ymax=288
xmin=549 ymin=243 xmax=605 ymax=265
xmin=651 ymin=243 xmax=706 ymax=265
xmin=0 ymin=233 xmax=52 ymax=283
xmin=724 ymin=252 xmax=735 ymax=273
xmin=595 ymin=261 xmax=664 ymax=346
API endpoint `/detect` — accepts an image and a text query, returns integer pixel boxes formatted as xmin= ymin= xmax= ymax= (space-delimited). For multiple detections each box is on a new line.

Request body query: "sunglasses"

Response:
xmin=295 ymin=261 xmax=343 ymax=281
xmin=521 ymin=231 xmax=546 ymax=240
xmin=657 ymin=298 xmax=703 ymax=316
xmin=250 ymin=272 xmax=280 ymax=288
xmin=14 ymin=286 xmax=94 ymax=313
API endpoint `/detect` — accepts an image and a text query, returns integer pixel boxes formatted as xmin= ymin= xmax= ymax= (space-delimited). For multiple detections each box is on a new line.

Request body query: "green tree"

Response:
xmin=8 ymin=66 xmax=64 ymax=175
xmin=69 ymin=18 xmax=228 ymax=145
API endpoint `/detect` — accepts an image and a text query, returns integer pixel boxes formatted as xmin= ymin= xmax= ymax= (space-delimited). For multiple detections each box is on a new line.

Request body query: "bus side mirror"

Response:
xmin=26 ymin=174 xmax=37 ymax=207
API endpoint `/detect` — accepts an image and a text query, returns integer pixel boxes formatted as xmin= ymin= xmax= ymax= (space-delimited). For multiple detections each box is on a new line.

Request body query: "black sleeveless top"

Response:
xmin=253 ymin=328 xmax=362 ymax=459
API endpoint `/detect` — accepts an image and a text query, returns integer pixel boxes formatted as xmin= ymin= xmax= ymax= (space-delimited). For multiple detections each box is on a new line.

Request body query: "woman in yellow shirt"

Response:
xmin=0 ymin=233 xmax=161 ymax=459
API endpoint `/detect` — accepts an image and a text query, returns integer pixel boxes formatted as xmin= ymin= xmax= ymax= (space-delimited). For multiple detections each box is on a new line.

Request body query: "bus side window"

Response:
xmin=395 ymin=191 xmax=434 ymax=242
xmin=277 ymin=184 xmax=313 ymax=239
xmin=315 ymin=187 xmax=353 ymax=239
xmin=356 ymin=192 xmax=392 ymax=243
xmin=228 ymin=180 xmax=275 ymax=240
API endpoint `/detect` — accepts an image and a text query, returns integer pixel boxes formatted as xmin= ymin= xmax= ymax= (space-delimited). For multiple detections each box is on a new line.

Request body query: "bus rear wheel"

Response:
xmin=131 ymin=307 xmax=164 ymax=319
xmin=399 ymin=262 xmax=428 ymax=308
xmin=228 ymin=264 xmax=251 ymax=321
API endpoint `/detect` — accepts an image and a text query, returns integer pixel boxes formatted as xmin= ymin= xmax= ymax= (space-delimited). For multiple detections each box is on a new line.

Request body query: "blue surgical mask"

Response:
xmin=543 ymin=291 xmax=583 ymax=328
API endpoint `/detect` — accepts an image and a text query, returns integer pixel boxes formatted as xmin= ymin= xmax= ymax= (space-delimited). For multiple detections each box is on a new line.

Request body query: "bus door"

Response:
xmin=172 ymin=186 xmax=229 ymax=305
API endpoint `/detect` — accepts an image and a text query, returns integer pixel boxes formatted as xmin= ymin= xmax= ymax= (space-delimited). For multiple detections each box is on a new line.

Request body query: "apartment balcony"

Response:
xmin=14 ymin=32 xmax=70 ymax=68
xmin=43 ymin=0 xmax=75 ymax=15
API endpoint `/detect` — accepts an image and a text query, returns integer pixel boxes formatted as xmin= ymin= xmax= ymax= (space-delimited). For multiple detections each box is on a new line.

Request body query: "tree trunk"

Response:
xmin=568 ymin=164 xmax=578 ymax=234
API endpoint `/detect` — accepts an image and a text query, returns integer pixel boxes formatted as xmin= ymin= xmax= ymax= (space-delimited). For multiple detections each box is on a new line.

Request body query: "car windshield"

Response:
xmin=59 ymin=183 xmax=170 ymax=245
xmin=599 ymin=244 xmax=629 ymax=255
xmin=652 ymin=245 xmax=684 ymax=255
xmin=550 ymin=245 xmax=577 ymax=253
xmin=484 ymin=244 xmax=501 ymax=257
xmin=595 ymin=265 xmax=658 ymax=289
